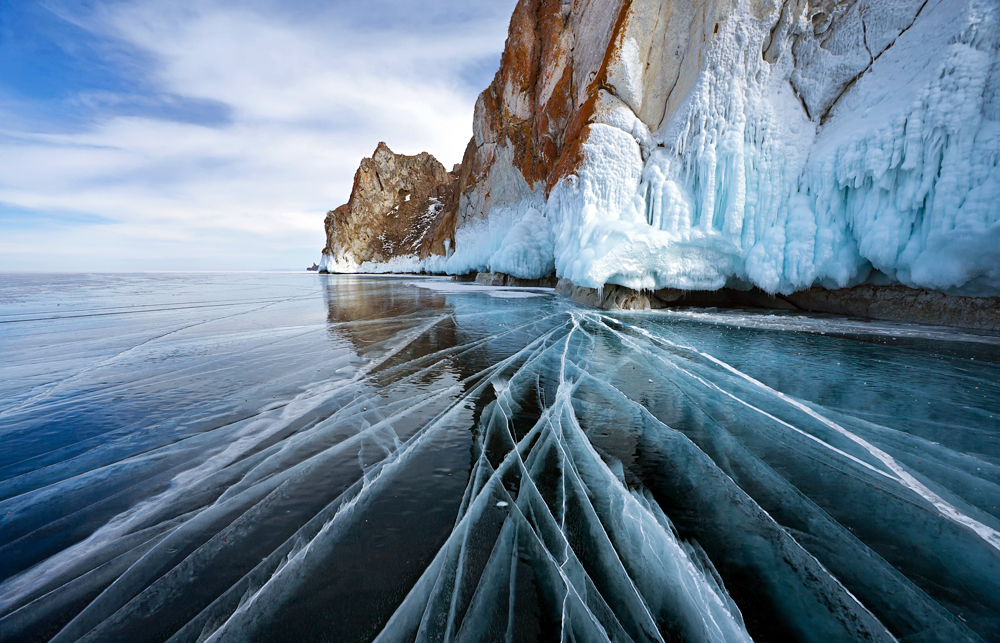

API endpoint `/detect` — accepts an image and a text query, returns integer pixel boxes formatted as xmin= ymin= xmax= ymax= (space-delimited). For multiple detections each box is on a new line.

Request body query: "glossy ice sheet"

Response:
xmin=0 ymin=273 xmax=998 ymax=642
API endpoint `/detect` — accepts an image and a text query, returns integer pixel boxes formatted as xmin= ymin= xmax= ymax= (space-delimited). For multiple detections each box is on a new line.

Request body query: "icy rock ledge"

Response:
xmin=786 ymin=285 xmax=1000 ymax=331
xmin=556 ymin=277 xmax=1000 ymax=331
xmin=474 ymin=271 xmax=558 ymax=288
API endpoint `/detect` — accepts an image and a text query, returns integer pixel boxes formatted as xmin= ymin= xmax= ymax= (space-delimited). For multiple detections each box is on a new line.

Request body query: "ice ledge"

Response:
xmin=474 ymin=271 xmax=558 ymax=288
xmin=785 ymin=286 xmax=1000 ymax=332
xmin=556 ymin=278 xmax=1000 ymax=331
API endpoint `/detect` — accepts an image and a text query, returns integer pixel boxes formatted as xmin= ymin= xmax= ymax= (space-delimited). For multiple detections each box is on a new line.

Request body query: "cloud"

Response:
xmin=0 ymin=0 xmax=516 ymax=270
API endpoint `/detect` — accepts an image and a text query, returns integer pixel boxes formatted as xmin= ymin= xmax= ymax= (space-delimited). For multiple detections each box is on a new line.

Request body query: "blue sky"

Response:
xmin=0 ymin=0 xmax=516 ymax=271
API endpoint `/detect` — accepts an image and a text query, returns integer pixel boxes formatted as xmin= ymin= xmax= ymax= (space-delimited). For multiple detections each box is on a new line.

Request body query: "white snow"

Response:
xmin=319 ymin=252 xmax=446 ymax=275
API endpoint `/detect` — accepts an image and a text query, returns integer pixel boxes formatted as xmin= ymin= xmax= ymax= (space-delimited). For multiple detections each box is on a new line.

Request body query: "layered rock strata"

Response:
xmin=320 ymin=143 xmax=460 ymax=272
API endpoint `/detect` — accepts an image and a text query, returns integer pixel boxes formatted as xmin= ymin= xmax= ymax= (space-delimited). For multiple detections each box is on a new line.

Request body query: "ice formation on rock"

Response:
xmin=321 ymin=0 xmax=1000 ymax=297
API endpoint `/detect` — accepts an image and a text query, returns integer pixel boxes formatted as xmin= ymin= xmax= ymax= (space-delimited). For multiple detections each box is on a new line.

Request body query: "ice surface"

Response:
xmin=1 ymin=274 xmax=998 ymax=642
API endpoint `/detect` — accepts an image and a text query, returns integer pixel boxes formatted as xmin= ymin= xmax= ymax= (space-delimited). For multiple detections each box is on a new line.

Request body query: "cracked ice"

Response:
xmin=1 ymin=274 xmax=998 ymax=642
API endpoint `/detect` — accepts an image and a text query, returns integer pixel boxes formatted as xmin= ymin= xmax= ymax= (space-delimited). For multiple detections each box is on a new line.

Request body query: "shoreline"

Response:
xmin=316 ymin=269 xmax=1000 ymax=332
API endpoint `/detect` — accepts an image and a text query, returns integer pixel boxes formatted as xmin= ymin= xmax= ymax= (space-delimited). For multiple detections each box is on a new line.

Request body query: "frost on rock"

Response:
xmin=441 ymin=199 xmax=552 ymax=279
xmin=318 ymin=143 xmax=460 ymax=274
xmin=429 ymin=0 xmax=998 ymax=296
xmin=539 ymin=0 xmax=1000 ymax=296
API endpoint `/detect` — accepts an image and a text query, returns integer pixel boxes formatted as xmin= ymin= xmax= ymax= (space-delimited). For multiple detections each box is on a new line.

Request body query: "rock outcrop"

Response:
xmin=319 ymin=0 xmax=1000 ymax=329
xmin=556 ymin=277 xmax=1000 ymax=331
xmin=786 ymin=285 xmax=1000 ymax=331
xmin=448 ymin=0 xmax=999 ymax=297
xmin=320 ymin=143 xmax=460 ymax=272
xmin=452 ymin=0 xmax=624 ymax=226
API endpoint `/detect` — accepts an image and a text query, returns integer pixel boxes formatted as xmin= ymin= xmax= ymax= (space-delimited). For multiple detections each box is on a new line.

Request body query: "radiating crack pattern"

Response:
xmin=0 ymin=274 xmax=998 ymax=643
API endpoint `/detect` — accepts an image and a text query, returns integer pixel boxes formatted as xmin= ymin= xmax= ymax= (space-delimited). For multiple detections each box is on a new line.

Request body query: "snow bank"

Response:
xmin=319 ymin=252 xmax=449 ymax=275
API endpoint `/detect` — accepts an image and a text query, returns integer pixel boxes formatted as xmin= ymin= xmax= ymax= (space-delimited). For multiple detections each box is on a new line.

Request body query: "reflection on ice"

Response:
xmin=0 ymin=274 xmax=998 ymax=642
xmin=408 ymin=280 xmax=551 ymax=298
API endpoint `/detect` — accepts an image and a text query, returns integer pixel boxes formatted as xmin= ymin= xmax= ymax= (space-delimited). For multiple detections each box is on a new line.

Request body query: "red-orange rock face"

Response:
xmin=322 ymin=143 xmax=461 ymax=268
xmin=321 ymin=1 xmax=664 ymax=265
xmin=455 ymin=0 xmax=630 ymax=226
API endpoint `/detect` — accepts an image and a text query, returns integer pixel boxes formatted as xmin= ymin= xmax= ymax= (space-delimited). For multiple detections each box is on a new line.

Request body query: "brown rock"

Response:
xmin=455 ymin=0 xmax=630 ymax=227
xmin=475 ymin=272 xmax=558 ymax=288
xmin=786 ymin=286 xmax=1000 ymax=332
xmin=454 ymin=0 xmax=749 ymax=221
xmin=322 ymin=143 xmax=461 ymax=268
xmin=557 ymin=279 xmax=653 ymax=310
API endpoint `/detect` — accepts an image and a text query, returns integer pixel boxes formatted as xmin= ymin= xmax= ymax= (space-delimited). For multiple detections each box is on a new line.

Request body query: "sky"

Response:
xmin=0 ymin=0 xmax=517 ymax=271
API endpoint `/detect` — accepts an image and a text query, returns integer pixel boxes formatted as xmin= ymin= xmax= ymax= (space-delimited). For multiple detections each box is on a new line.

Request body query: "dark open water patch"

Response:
xmin=0 ymin=273 xmax=998 ymax=642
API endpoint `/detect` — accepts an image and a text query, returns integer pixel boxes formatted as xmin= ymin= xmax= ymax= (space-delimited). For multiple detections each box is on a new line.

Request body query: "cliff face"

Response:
xmin=452 ymin=0 xmax=624 ymax=224
xmin=320 ymin=0 xmax=999 ymax=303
xmin=320 ymin=143 xmax=460 ymax=272
xmin=443 ymin=0 xmax=1000 ymax=297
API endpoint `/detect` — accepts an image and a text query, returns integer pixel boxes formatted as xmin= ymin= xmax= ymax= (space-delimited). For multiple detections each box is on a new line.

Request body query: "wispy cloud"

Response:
xmin=0 ymin=0 xmax=514 ymax=270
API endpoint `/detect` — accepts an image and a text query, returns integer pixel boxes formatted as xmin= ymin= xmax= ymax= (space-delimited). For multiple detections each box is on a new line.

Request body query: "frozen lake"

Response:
xmin=1 ymin=273 xmax=998 ymax=642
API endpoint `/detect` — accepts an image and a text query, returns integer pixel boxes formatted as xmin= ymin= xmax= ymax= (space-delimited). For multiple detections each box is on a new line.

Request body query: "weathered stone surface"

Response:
xmin=558 ymin=277 xmax=1000 ymax=331
xmin=322 ymin=143 xmax=460 ymax=269
xmin=455 ymin=0 xmax=628 ymax=227
xmin=454 ymin=0 xmax=762 ymax=222
xmin=559 ymin=280 xmax=801 ymax=312
xmin=475 ymin=272 xmax=558 ymax=288
xmin=787 ymin=286 xmax=1000 ymax=332
xmin=557 ymin=279 xmax=653 ymax=310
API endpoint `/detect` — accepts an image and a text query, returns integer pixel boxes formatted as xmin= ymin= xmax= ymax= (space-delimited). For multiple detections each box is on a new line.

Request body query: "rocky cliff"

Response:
xmin=319 ymin=143 xmax=460 ymax=272
xmin=443 ymin=0 xmax=999 ymax=295
xmin=320 ymin=0 xmax=1000 ymax=323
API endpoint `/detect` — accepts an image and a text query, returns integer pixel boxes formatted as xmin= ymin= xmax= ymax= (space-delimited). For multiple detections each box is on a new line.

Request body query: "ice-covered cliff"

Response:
xmin=319 ymin=143 xmax=460 ymax=273
xmin=321 ymin=0 xmax=1000 ymax=298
